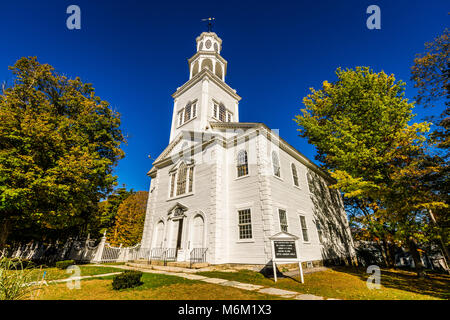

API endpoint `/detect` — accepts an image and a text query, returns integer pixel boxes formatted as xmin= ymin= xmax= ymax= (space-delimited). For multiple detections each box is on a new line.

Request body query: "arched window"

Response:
xmin=291 ymin=163 xmax=299 ymax=187
xmin=188 ymin=167 xmax=194 ymax=192
xmin=169 ymin=173 xmax=176 ymax=197
xmin=215 ymin=62 xmax=223 ymax=79
xmin=192 ymin=61 xmax=199 ymax=77
xmin=237 ymin=150 xmax=248 ymax=177
xmin=176 ymin=163 xmax=187 ymax=196
xmin=272 ymin=151 xmax=280 ymax=177
xmin=201 ymin=58 xmax=213 ymax=71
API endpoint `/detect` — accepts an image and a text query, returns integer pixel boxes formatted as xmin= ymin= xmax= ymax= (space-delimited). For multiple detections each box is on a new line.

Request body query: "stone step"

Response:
xmin=126 ymin=261 xmax=209 ymax=272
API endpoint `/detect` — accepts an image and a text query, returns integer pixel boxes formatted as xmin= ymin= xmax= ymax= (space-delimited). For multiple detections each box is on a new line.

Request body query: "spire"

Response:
xmin=201 ymin=17 xmax=215 ymax=32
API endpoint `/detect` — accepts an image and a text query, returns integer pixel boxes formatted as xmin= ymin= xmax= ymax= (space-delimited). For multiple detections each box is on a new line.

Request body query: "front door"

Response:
xmin=176 ymin=219 xmax=183 ymax=251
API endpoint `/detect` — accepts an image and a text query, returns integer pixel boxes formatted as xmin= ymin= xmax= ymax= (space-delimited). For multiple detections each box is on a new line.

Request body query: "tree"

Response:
xmin=87 ymin=187 xmax=135 ymax=239
xmin=0 ymin=57 xmax=126 ymax=248
xmin=294 ymin=67 xmax=446 ymax=277
xmin=411 ymin=28 xmax=450 ymax=267
xmin=109 ymin=191 xmax=148 ymax=247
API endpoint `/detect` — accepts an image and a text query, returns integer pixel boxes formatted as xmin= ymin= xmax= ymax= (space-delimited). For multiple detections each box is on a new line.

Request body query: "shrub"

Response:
xmin=0 ymin=257 xmax=37 ymax=300
xmin=55 ymin=260 xmax=75 ymax=270
xmin=112 ymin=270 xmax=143 ymax=290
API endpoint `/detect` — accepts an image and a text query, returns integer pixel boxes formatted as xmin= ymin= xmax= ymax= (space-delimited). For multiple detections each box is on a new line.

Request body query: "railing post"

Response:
xmin=92 ymin=231 xmax=107 ymax=263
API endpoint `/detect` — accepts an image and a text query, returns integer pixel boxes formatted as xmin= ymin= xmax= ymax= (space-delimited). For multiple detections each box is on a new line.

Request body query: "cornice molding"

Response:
xmin=187 ymin=51 xmax=228 ymax=66
xmin=148 ymin=122 xmax=333 ymax=184
xmin=172 ymin=68 xmax=241 ymax=101
xmin=196 ymin=32 xmax=222 ymax=45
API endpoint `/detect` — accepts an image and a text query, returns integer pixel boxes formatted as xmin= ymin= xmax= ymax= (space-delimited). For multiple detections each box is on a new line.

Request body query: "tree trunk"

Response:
xmin=376 ymin=240 xmax=389 ymax=267
xmin=0 ymin=217 xmax=11 ymax=251
xmin=428 ymin=210 xmax=450 ymax=272
xmin=380 ymin=237 xmax=395 ymax=268
xmin=408 ymin=237 xmax=426 ymax=279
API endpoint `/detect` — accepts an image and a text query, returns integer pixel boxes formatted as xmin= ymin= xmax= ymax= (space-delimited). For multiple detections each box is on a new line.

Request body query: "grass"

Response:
xmin=22 ymin=265 xmax=123 ymax=282
xmin=31 ymin=272 xmax=283 ymax=300
xmin=197 ymin=266 xmax=450 ymax=300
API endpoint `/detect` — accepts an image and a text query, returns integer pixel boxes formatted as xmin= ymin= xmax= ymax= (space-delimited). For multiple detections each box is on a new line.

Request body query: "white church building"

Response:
xmin=140 ymin=31 xmax=356 ymax=268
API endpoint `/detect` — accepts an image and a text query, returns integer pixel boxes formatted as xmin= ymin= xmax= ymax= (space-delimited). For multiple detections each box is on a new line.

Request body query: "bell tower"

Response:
xmin=189 ymin=32 xmax=226 ymax=82
xmin=169 ymin=30 xmax=241 ymax=143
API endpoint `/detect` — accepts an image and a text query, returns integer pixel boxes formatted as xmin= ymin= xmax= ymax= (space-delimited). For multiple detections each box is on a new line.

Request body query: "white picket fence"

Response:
xmin=3 ymin=233 xmax=150 ymax=264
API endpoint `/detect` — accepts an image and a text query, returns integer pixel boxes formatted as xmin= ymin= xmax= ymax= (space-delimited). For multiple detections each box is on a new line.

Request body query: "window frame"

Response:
xmin=291 ymin=163 xmax=300 ymax=188
xmin=168 ymin=162 xmax=195 ymax=200
xmin=299 ymin=214 xmax=310 ymax=243
xmin=236 ymin=149 xmax=249 ymax=178
xmin=237 ymin=208 xmax=253 ymax=241
xmin=177 ymin=100 xmax=198 ymax=128
xmin=272 ymin=151 xmax=281 ymax=178
xmin=169 ymin=172 xmax=176 ymax=198
xmin=315 ymin=220 xmax=323 ymax=244
xmin=278 ymin=208 xmax=289 ymax=233
xmin=188 ymin=166 xmax=194 ymax=193
xmin=234 ymin=202 xmax=255 ymax=243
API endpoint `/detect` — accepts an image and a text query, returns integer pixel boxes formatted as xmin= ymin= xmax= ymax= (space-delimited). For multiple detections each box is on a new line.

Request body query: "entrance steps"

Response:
xmin=126 ymin=261 xmax=210 ymax=273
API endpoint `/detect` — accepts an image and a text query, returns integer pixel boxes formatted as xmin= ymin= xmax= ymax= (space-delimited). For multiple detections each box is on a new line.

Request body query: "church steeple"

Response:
xmin=188 ymin=32 xmax=227 ymax=82
xmin=169 ymin=31 xmax=241 ymax=143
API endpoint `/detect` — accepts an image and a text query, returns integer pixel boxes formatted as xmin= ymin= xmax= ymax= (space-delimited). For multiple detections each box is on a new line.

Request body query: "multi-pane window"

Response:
xmin=237 ymin=150 xmax=249 ymax=177
xmin=176 ymin=163 xmax=187 ymax=196
xmin=188 ymin=167 xmax=194 ymax=193
xmin=184 ymin=103 xmax=191 ymax=123
xmin=170 ymin=162 xmax=194 ymax=198
xmin=178 ymin=101 xmax=197 ymax=127
xmin=219 ymin=103 xmax=226 ymax=122
xmin=316 ymin=221 xmax=323 ymax=244
xmin=213 ymin=103 xmax=218 ymax=118
xmin=213 ymin=102 xmax=232 ymax=123
xmin=192 ymin=102 xmax=197 ymax=118
xmin=291 ymin=164 xmax=299 ymax=187
xmin=238 ymin=209 xmax=252 ymax=239
xmin=278 ymin=209 xmax=288 ymax=232
xmin=299 ymin=215 xmax=309 ymax=242
xmin=178 ymin=111 xmax=183 ymax=126
xmin=227 ymin=111 xmax=232 ymax=122
xmin=169 ymin=174 xmax=176 ymax=197
xmin=272 ymin=151 xmax=280 ymax=177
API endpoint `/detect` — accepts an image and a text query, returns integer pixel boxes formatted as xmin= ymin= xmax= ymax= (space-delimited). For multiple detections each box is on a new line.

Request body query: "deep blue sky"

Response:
xmin=1 ymin=1 xmax=448 ymax=192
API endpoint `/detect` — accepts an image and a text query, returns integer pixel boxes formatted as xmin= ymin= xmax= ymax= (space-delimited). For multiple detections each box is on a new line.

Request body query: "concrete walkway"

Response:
xmin=26 ymin=272 xmax=122 ymax=287
xmin=91 ymin=264 xmax=331 ymax=300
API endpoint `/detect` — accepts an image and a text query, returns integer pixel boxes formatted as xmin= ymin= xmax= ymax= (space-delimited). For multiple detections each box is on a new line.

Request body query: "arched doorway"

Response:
xmin=192 ymin=215 xmax=205 ymax=248
xmin=153 ymin=221 xmax=165 ymax=248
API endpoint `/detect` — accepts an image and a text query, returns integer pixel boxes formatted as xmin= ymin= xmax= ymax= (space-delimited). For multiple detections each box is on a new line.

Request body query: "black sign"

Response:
xmin=274 ymin=241 xmax=297 ymax=259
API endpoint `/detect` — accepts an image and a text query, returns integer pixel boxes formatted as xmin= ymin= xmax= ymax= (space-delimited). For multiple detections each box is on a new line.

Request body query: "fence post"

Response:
xmin=92 ymin=232 xmax=107 ymax=263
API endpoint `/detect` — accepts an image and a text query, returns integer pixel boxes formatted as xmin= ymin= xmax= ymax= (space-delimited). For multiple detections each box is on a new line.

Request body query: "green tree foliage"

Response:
xmin=109 ymin=191 xmax=148 ymax=247
xmin=411 ymin=29 xmax=450 ymax=264
xmin=0 ymin=57 xmax=126 ymax=248
xmin=295 ymin=67 xmax=447 ymax=277
xmin=87 ymin=187 xmax=135 ymax=238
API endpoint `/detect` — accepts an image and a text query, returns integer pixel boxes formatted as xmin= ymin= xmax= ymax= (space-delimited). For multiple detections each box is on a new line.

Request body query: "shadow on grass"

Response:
xmin=329 ymin=266 xmax=450 ymax=300
xmin=260 ymin=267 xmax=304 ymax=284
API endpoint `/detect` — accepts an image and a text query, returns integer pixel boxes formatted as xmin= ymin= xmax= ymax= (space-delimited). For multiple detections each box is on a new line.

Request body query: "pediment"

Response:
xmin=269 ymin=231 xmax=299 ymax=241
xmin=167 ymin=202 xmax=188 ymax=220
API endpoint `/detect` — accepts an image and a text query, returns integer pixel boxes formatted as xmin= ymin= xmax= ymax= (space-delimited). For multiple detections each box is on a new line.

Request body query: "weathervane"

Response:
xmin=201 ymin=17 xmax=215 ymax=32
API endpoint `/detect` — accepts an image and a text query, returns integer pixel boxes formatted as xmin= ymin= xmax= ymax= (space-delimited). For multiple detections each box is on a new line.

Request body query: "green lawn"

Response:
xmin=197 ymin=267 xmax=450 ymax=300
xmin=25 ymin=265 xmax=123 ymax=282
xmin=16 ymin=264 xmax=450 ymax=300
xmin=32 ymin=272 xmax=283 ymax=300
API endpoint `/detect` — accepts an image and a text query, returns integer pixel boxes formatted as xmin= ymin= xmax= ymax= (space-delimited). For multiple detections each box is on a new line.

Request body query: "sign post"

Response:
xmin=269 ymin=232 xmax=304 ymax=283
